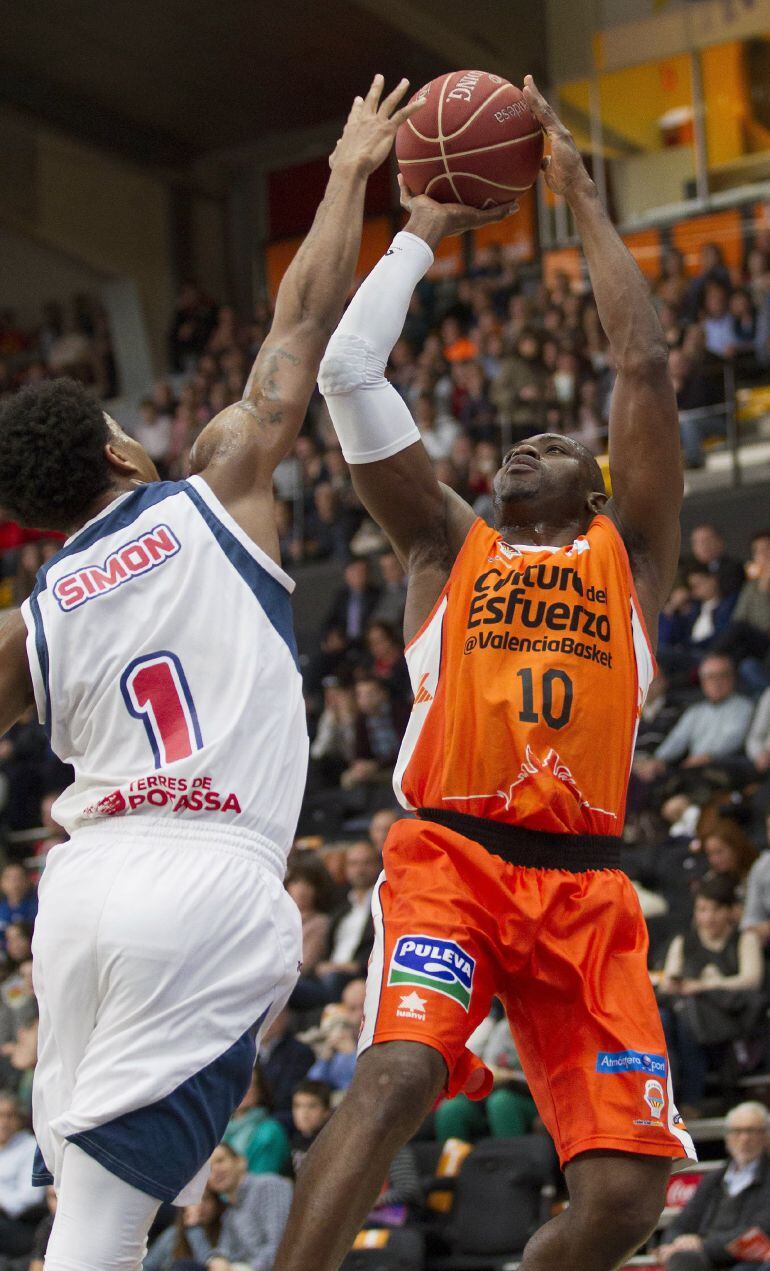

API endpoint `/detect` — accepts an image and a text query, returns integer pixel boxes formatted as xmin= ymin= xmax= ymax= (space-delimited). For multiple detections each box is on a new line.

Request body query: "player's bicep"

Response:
xmin=0 ymin=611 xmax=35 ymax=736
xmin=350 ymin=445 xmax=474 ymax=563
xmin=191 ymin=323 xmax=328 ymax=492
xmin=607 ymin=361 xmax=683 ymax=601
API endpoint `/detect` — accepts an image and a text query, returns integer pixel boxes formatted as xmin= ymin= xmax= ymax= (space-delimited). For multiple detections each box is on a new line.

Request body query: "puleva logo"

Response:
xmin=388 ymin=935 xmax=475 ymax=1010
xmin=595 ymin=1050 xmax=666 ymax=1076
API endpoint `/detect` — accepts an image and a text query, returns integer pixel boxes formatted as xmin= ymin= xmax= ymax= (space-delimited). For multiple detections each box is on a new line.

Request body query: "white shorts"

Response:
xmin=31 ymin=817 xmax=300 ymax=1205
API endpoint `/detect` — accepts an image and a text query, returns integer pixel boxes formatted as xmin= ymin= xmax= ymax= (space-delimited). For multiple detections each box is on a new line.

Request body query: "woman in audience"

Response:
xmin=205 ymin=1142 xmax=293 ymax=1270
xmin=284 ymin=857 xmax=335 ymax=978
xmin=143 ymin=1189 xmax=226 ymax=1270
xmin=221 ymin=1064 xmax=290 ymax=1176
xmin=699 ymin=818 xmax=758 ymax=903
xmin=658 ymin=876 xmax=764 ymax=1117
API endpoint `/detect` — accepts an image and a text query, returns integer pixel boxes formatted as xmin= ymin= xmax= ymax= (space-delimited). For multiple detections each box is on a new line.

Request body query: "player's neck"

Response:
xmin=67 ymin=478 xmax=150 ymax=537
xmin=495 ymin=516 xmax=586 ymax=548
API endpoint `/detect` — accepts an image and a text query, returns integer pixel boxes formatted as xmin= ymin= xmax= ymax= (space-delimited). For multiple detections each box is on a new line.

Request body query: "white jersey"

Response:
xmin=21 ymin=475 xmax=308 ymax=868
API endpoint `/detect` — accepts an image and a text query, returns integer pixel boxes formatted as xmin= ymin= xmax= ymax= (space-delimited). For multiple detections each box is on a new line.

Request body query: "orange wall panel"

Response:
xmin=543 ymin=246 xmax=583 ymax=290
xmin=671 ymin=209 xmax=744 ymax=274
xmin=622 ymin=228 xmax=661 ymax=280
xmin=473 ymin=189 xmax=537 ymax=261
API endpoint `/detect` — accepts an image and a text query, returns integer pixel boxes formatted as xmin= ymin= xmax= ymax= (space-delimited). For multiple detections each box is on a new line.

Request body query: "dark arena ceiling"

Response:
xmin=0 ymin=0 xmax=546 ymax=165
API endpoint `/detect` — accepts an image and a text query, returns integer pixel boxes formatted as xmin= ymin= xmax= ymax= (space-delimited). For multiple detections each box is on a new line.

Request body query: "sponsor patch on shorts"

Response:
xmin=387 ymin=935 xmax=475 ymax=1010
xmin=595 ymin=1050 xmax=666 ymax=1075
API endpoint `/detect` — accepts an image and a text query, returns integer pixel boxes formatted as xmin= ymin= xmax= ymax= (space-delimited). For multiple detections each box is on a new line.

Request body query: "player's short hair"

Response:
xmin=0 ymin=379 xmax=112 ymax=530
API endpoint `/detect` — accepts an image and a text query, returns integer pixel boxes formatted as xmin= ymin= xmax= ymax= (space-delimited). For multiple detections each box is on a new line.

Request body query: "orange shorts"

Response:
xmin=358 ymin=817 xmax=696 ymax=1168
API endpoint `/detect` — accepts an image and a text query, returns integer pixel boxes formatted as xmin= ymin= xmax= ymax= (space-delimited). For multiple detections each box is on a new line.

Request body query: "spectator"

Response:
xmin=658 ymin=877 xmax=763 ymax=1115
xmin=303 ymin=483 xmax=355 ymax=562
xmin=258 ymin=1010 xmax=314 ymax=1133
xmin=371 ymin=552 xmax=408 ymax=630
xmin=0 ymin=866 xmax=37 ymax=953
xmin=739 ymin=812 xmax=770 ymax=946
xmin=341 ymin=678 xmax=409 ymax=791
xmin=412 ymin=392 xmax=459 ymax=461
xmin=435 ymin=1011 xmax=537 ymax=1144
xmin=144 ymin=1189 xmax=226 ymax=1271
xmin=689 ymin=525 xmax=745 ymax=600
xmin=305 ymin=1007 xmax=358 ymax=1092
xmin=636 ymin=655 xmax=754 ymax=781
xmin=368 ymin=807 xmax=399 ymax=857
xmin=746 ymin=685 xmax=770 ymax=773
xmin=324 ymin=559 xmax=380 ymax=646
xmin=285 ymin=858 xmax=334 ymax=977
xmin=363 ymin=621 xmax=410 ymax=700
xmin=132 ymin=398 xmax=173 ymax=473
xmin=720 ymin=529 xmax=770 ymax=693
xmin=316 ymin=842 xmax=379 ymax=994
xmin=0 ymin=1092 xmax=45 ymax=1256
xmin=308 ymin=679 xmax=357 ymax=788
xmin=290 ymin=1079 xmax=333 ymax=1175
xmin=657 ymin=1101 xmax=770 ymax=1269
xmin=702 ymin=281 xmax=737 ymax=359
xmin=205 ymin=1143 xmax=292 ymax=1270
xmin=700 ymin=820 xmax=758 ymax=899
xmin=26 ymin=1185 xmax=57 ymax=1271
xmin=222 ymin=1064 xmax=290 ymax=1177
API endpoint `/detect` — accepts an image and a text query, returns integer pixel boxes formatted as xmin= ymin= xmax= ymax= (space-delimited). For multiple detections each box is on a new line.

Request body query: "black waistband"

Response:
xmin=416 ymin=807 xmax=622 ymax=872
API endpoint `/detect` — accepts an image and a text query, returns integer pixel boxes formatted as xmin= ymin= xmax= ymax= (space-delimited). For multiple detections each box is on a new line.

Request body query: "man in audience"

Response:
xmin=719 ymin=529 xmax=770 ymax=694
xmin=258 ymin=1010 xmax=314 ymax=1133
xmin=657 ymin=1101 xmax=770 ymax=1269
xmin=324 ymin=558 xmax=380 ymax=647
xmin=340 ymin=677 xmax=409 ymax=791
xmin=369 ymin=807 xmax=399 ymax=856
xmin=689 ymin=524 xmax=745 ymax=600
xmin=740 ymin=812 xmax=770 ymax=946
xmin=316 ymin=843 xmax=379 ymax=997
xmin=0 ymin=865 xmax=37 ymax=953
xmin=0 ymin=1091 xmax=45 ymax=1256
xmin=636 ymin=655 xmax=753 ymax=781
xmin=206 ymin=1143 xmax=292 ymax=1271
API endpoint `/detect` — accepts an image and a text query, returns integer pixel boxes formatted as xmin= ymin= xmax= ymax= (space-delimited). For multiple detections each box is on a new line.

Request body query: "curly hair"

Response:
xmin=0 ymin=379 xmax=112 ymax=530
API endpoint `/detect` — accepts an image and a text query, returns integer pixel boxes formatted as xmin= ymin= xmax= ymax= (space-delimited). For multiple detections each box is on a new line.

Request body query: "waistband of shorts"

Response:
xmin=416 ymin=807 xmax=622 ymax=871
xmin=69 ymin=817 xmax=287 ymax=881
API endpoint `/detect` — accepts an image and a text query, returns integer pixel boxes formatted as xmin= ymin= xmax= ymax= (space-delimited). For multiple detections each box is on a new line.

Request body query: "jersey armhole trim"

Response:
xmin=187 ymin=475 xmax=295 ymax=594
xmin=20 ymin=596 xmax=51 ymax=736
xmin=594 ymin=513 xmax=658 ymax=673
xmin=405 ymin=517 xmax=486 ymax=654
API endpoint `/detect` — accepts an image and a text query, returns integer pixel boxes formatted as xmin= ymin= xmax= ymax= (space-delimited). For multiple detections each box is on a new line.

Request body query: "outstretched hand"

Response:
xmin=398 ymin=173 xmax=519 ymax=246
xmin=330 ymin=75 xmax=420 ymax=177
xmin=522 ymin=73 xmax=591 ymax=200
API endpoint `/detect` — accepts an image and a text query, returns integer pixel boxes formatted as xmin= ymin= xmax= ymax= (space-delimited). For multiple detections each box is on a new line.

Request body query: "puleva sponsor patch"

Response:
xmin=387 ymin=935 xmax=475 ymax=1010
xmin=595 ymin=1050 xmax=666 ymax=1076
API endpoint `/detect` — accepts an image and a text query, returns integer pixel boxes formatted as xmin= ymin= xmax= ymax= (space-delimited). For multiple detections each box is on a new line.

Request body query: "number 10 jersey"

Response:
xmin=21 ymin=476 xmax=308 ymax=867
xmin=394 ymin=514 xmax=654 ymax=836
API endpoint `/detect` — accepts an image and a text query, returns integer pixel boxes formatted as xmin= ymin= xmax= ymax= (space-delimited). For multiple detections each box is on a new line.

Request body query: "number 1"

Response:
xmin=120 ymin=651 xmax=203 ymax=769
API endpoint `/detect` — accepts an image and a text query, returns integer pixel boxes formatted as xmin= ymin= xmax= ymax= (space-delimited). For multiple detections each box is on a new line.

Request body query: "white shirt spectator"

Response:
xmin=331 ymin=892 xmax=372 ymax=964
xmin=747 ymin=687 xmax=770 ymax=769
xmin=0 ymin=1129 xmax=44 ymax=1217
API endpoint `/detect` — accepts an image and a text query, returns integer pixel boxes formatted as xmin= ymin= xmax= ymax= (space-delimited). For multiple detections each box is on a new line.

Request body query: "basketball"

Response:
xmin=396 ymin=69 xmax=544 ymax=209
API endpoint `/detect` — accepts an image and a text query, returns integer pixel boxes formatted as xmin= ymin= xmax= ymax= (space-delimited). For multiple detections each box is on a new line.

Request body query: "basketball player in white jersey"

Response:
xmin=0 ymin=77 xmax=515 ymax=1271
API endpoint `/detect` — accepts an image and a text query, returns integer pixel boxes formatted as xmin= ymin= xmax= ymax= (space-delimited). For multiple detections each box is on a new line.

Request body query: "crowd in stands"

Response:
xmin=0 ymin=298 xmax=117 ymax=403
xmin=3 ymin=239 xmax=770 ymax=1266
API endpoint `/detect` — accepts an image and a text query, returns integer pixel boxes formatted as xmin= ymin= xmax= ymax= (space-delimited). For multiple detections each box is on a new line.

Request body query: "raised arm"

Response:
xmin=190 ymin=76 xmax=417 ymax=544
xmin=317 ymin=186 xmax=518 ymax=572
xmin=523 ymin=77 xmax=683 ymax=622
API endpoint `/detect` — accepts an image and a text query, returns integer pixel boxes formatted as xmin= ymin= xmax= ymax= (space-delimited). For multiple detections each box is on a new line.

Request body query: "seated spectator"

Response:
xmin=636 ymin=655 xmax=754 ymax=783
xmin=316 ymin=843 xmax=379 ymax=995
xmin=205 ymin=1143 xmax=292 ymax=1270
xmin=412 ymin=392 xmax=459 ymax=461
xmin=1 ymin=922 xmax=33 ymax=982
xmin=689 ymin=524 xmax=745 ymax=601
xmin=303 ymin=483 xmax=355 ymax=562
xmin=285 ymin=857 xmax=334 ymax=977
xmin=739 ymin=811 xmax=770 ymax=947
xmin=363 ymin=621 xmax=410 ymax=701
xmin=324 ymin=559 xmax=380 ymax=648
xmin=658 ymin=877 xmax=764 ymax=1115
xmin=746 ymin=685 xmax=770 ymax=774
xmin=0 ymin=865 xmax=37 ymax=953
xmin=26 ymin=1185 xmax=57 ymax=1271
xmin=340 ymin=678 xmax=409 ymax=793
xmin=305 ymin=1008 xmax=358 ymax=1092
xmin=308 ymin=679 xmax=357 ymax=789
xmin=144 ymin=1189 xmax=226 ymax=1270
xmin=686 ymin=565 xmax=738 ymax=652
xmin=699 ymin=820 xmax=758 ymax=902
xmin=0 ymin=1091 xmax=45 ymax=1256
xmin=290 ymin=1079 xmax=333 ymax=1175
xmin=719 ymin=529 xmax=770 ymax=694
xmin=434 ymin=1010 xmax=536 ymax=1144
xmin=371 ymin=552 xmax=407 ymax=630
xmin=222 ymin=1064 xmax=290 ymax=1177
xmin=657 ymin=1101 xmax=770 ymax=1269
xmin=368 ymin=807 xmax=399 ymax=857
xmin=258 ymin=1009 xmax=314 ymax=1133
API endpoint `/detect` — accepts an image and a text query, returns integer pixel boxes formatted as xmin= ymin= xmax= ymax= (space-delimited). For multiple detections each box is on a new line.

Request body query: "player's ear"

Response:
xmin=104 ymin=439 xmax=142 ymax=478
xmin=587 ymin=490 xmax=608 ymax=515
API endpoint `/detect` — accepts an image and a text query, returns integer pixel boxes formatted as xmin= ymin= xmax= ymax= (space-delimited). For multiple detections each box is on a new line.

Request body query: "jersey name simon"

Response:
xmin=394 ymin=515 xmax=655 ymax=835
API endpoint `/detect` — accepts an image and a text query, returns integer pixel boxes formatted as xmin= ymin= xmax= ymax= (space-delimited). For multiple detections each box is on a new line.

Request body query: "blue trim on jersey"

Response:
xmin=120 ymin=650 xmax=204 ymax=770
xmin=67 ymin=1007 xmax=268 ymax=1202
xmin=27 ymin=588 xmax=52 ymax=738
xmin=32 ymin=1144 xmax=53 ymax=1187
xmin=36 ymin=482 xmax=186 ymax=587
xmin=183 ymin=483 xmax=300 ymax=670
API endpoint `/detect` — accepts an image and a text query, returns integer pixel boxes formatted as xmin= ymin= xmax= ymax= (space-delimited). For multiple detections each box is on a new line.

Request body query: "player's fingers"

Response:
xmin=541 ymin=154 xmax=552 ymax=172
xmin=380 ymin=77 xmax=410 ymax=117
xmin=522 ymin=74 xmax=561 ymax=132
xmin=364 ymin=73 xmax=385 ymax=112
xmin=474 ymin=200 xmax=520 ymax=226
xmin=391 ymin=97 xmax=423 ymax=129
xmin=346 ymin=95 xmax=364 ymax=124
xmin=397 ymin=173 xmax=414 ymax=209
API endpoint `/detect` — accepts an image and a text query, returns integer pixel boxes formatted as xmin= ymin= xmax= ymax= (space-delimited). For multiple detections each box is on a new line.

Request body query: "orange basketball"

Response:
xmin=396 ymin=70 xmax=544 ymax=209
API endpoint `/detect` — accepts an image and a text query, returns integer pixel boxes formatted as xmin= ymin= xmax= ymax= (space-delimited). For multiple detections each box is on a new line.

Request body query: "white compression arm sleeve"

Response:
xmin=318 ymin=231 xmax=434 ymax=464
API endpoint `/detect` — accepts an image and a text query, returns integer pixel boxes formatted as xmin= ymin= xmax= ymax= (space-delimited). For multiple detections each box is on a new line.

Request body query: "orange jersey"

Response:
xmin=394 ymin=514 xmax=655 ymax=835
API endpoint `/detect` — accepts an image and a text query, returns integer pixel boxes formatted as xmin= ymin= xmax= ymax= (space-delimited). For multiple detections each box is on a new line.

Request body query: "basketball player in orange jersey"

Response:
xmin=275 ymin=77 xmax=694 ymax=1271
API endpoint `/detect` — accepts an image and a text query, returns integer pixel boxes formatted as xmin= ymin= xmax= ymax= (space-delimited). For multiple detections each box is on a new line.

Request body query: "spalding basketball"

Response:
xmin=396 ymin=70 xmax=544 ymax=209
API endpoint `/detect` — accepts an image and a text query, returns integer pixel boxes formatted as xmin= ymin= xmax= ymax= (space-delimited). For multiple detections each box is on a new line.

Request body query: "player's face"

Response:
xmin=493 ymin=434 xmax=590 ymax=518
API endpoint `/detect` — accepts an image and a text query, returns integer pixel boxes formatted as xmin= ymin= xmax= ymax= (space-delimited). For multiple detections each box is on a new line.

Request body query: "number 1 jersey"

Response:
xmin=21 ymin=476 xmax=308 ymax=865
xmin=394 ymin=514 xmax=655 ymax=836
